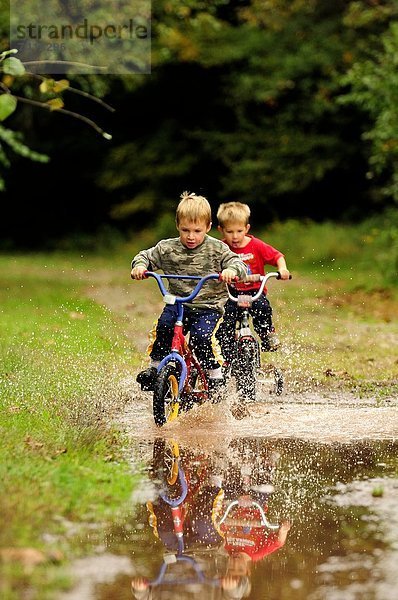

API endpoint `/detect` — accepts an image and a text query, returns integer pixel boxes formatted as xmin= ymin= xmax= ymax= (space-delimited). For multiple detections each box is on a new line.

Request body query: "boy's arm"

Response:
xmin=130 ymin=244 xmax=163 ymax=279
xmin=276 ymin=256 xmax=290 ymax=280
xmin=220 ymin=245 xmax=249 ymax=281
xmin=131 ymin=249 xmax=150 ymax=280
xmin=277 ymin=520 xmax=292 ymax=545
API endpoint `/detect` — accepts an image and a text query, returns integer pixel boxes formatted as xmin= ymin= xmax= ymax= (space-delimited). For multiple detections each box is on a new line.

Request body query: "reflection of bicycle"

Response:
xmin=143 ymin=440 xmax=221 ymax=590
xmin=226 ymin=272 xmax=289 ymax=402
xmin=140 ymin=271 xmax=221 ymax=427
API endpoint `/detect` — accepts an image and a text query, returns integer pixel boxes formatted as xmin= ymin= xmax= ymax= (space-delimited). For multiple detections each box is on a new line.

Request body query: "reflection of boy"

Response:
xmin=219 ymin=510 xmax=291 ymax=600
xmin=130 ymin=463 xmax=226 ymax=599
xmin=216 ymin=201 xmax=290 ymax=362
xmin=218 ymin=452 xmax=291 ymax=600
xmin=221 ymin=510 xmax=291 ymax=562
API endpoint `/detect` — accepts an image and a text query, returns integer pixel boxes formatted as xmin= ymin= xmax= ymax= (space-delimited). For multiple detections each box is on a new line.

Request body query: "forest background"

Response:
xmin=1 ymin=0 xmax=398 ymax=253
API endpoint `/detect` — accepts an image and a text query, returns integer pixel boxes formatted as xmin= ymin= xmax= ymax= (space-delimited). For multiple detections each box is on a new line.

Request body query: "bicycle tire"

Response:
xmin=235 ymin=337 xmax=259 ymax=403
xmin=153 ymin=362 xmax=181 ymax=427
xmin=153 ymin=438 xmax=180 ymax=486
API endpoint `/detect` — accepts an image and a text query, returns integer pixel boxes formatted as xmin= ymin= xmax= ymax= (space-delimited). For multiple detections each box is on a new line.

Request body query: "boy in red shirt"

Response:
xmin=216 ymin=202 xmax=290 ymax=364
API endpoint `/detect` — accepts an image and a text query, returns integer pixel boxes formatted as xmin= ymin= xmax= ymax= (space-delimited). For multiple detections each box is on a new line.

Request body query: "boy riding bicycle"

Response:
xmin=216 ymin=202 xmax=290 ymax=366
xmin=131 ymin=192 xmax=248 ymax=399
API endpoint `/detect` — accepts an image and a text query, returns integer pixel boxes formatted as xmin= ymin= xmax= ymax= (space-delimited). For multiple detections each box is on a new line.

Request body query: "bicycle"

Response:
xmin=138 ymin=271 xmax=221 ymax=427
xmin=225 ymin=271 xmax=289 ymax=403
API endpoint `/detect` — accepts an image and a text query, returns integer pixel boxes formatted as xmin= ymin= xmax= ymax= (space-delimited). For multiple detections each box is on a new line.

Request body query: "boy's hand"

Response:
xmin=244 ymin=274 xmax=261 ymax=283
xmin=131 ymin=266 xmax=147 ymax=280
xmin=131 ymin=577 xmax=149 ymax=591
xmin=220 ymin=268 xmax=237 ymax=284
xmin=278 ymin=268 xmax=290 ymax=280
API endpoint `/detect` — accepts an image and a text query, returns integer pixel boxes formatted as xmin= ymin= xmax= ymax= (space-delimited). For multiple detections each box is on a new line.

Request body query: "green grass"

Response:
xmin=258 ymin=212 xmax=398 ymax=398
xmin=0 ymin=253 xmax=138 ymax=599
xmin=263 ymin=209 xmax=398 ymax=291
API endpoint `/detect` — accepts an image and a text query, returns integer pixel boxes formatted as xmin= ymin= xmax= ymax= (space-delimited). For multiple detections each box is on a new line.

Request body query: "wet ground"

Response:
xmin=58 ymin=381 xmax=398 ymax=600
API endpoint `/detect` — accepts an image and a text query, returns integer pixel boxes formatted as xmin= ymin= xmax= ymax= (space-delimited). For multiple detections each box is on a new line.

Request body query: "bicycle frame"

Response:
xmin=145 ymin=271 xmax=220 ymax=392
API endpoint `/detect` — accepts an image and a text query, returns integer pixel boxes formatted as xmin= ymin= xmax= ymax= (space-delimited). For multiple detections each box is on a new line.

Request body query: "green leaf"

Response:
xmin=0 ymin=49 xmax=18 ymax=60
xmin=2 ymin=57 xmax=26 ymax=76
xmin=0 ymin=95 xmax=17 ymax=121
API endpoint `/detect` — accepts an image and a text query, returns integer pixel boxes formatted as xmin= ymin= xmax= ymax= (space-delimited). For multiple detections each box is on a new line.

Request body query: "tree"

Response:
xmin=100 ymin=0 xmax=378 ymax=224
xmin=339 ymin=19 xmax=398 ymax=203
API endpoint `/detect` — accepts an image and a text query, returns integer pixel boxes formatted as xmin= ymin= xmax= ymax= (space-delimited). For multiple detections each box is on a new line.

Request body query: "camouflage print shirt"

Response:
xmin=131 ymin=235 xmax=248 ymax=313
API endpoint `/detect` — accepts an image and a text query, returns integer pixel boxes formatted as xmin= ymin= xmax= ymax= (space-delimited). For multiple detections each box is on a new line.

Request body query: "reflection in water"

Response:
xmin=69 ymin=437 xmax=398 ymax=600
xmin=131 ymin=439 xmax=291 ymax=599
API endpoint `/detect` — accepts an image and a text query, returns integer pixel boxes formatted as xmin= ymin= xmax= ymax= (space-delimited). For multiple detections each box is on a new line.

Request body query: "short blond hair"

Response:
xmin=217 ymin=202 xmax=251 ymax=227
xmin=176 ymin=191 xmax=212 ymax=226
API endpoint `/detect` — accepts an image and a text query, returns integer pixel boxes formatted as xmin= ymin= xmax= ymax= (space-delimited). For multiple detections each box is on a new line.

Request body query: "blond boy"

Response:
xmin=131 ymin=192 xmax=248 ymax=394
xmin=216 ymin=202 xmax=290 ymax=362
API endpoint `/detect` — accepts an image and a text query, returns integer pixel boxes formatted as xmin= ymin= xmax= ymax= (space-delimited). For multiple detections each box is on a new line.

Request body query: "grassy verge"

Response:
xmin=0 ymin=253 xmax=138 ymax=599
xmin=262 ymin=211 xmax=398 ymax=398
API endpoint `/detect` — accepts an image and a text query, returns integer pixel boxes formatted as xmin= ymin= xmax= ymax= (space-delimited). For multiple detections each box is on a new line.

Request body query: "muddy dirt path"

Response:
xmin=87 ymin=274 xmax=398 ymax=442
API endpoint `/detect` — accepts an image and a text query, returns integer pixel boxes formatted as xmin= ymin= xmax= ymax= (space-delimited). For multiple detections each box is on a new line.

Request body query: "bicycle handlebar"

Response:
xmin=218 ymin=499 xmax=280 ymax=530
xmin=227 ymin=271 xmax=291 ymax=303
xmin=149 ymin=554 xmax=221 ymax=587
xmin=143 ymin=271 xmax=221 ymax=304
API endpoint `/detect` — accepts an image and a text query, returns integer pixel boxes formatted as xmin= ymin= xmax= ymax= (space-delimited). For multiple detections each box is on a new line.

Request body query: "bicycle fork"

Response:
xmin=236 ymin=310 xmax=261 ymax=368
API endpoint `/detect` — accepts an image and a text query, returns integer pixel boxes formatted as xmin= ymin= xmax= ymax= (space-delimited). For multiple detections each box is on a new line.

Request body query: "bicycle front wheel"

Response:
xmin=153 ymin=438 xmax=180 ymax=485
xmin=153 ymin=362 xmax=181 ymax=427
xmin=235 ymin=337 xmax=260 ymax=402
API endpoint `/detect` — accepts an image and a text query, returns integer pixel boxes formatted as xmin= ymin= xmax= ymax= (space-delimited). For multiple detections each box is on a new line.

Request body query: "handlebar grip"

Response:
xmin=276 ymin=272 xmax=293 ymax=280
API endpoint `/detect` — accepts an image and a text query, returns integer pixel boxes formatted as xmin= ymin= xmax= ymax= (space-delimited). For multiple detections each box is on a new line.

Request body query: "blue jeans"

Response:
xmin=150 ymin=304 xmax=222 ymax=370
xmin=217 ymin=293 xmax=273 ymax=363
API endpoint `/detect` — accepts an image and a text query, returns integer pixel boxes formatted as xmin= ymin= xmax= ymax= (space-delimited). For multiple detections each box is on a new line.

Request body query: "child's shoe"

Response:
xmin=262 ymin=330 xmax=281 ymax=352
xmin=136 ymin=367 xmax=157 ymax=391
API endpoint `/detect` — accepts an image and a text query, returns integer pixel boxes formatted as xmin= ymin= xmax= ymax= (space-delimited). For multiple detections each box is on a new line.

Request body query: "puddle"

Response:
xmin=60 ymin=437 xmax=398 ymax=600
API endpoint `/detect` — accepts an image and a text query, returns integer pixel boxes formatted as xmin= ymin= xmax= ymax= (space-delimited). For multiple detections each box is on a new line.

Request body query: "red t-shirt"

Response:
xmin=223 ymin=235 xmax=283 ymax=292
xmin=220 ymin=505 xmax=284 ymax=561
xmin=223 ymin=529 xmax=282 ymax=561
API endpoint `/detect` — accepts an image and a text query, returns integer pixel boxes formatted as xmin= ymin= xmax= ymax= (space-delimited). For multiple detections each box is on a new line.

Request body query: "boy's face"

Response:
xmin=218 ymin=221 xmax=250 ymax=249
xmin=177 ymin=218 xmax=211 ymax=249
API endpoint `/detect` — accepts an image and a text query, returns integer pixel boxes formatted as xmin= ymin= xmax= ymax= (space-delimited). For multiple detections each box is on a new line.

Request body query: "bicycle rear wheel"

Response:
xmin=235 ymin=337 xmax=260 ymax=403
xmin=153 ymin=362 xmax=181 ymax=427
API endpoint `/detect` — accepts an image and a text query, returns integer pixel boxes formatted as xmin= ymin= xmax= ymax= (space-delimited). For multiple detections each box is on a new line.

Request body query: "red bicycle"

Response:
xmin=139 ymin=272 xmax=221 ymax=427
